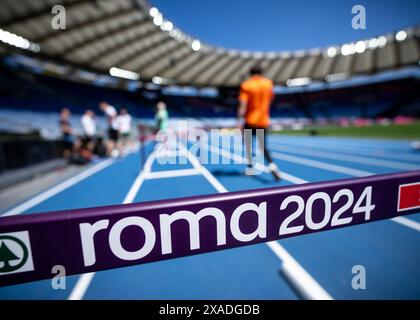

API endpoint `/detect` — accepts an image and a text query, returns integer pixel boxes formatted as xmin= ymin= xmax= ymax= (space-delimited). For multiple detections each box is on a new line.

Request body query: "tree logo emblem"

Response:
xmin=0 ymin=235 xmax=29 ymax=273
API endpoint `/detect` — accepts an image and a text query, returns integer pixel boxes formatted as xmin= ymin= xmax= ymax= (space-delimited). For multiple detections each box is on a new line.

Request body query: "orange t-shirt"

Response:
xmin=238 ymin=75 xmax=274 ymax=128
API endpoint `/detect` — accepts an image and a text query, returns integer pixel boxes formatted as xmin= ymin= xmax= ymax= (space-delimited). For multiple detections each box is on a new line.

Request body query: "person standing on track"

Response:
xmin=155 ymin=101 xmax=169 ymax=132
xmin=237 ymin=65 xmax=281 ymax=181
xmin=81 ymin=109 xmax=96 ymax=141
xmin=99 ymin=101 xmax=119 ymax=157
xmin=117 ymin=108 xmax=132 ymax=154
xmin=59 ymin=108 xmax=75 ymax=160
xmin=80 ymin=109 xmax=97 ymax=156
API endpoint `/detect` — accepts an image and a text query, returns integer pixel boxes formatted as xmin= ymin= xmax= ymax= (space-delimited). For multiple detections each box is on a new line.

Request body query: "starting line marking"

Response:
xmin=145 ymin=168 xmax=201 ymax=180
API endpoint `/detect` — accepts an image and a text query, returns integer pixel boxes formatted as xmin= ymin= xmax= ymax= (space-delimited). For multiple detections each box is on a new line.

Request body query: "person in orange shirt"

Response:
xmin=238 ymin=65 xmax=281 ymax=181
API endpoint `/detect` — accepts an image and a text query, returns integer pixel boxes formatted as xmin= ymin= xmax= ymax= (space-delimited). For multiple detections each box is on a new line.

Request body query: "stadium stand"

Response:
xmin=0 ymin=0 xmax=418 ymax=178
xmin=0 ymin=0 xmax=418 ymax=87
xmin=0 ymin=63 xmax=419 ymax=136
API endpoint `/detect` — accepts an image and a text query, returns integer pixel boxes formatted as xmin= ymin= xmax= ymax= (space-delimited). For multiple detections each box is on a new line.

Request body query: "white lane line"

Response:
xmin=269 ymin=136 xmax=414 ymax=151
xmin=270 ymin=141 xmax=420 ymax=169
xmin=266 ymin=241 xmax=332 ymax=300
xmin=391 ymin=217 xmax=420 ymax=232
xmin=161 ymin=150 xmax=188 ymax=157
xmin=146 ymin=168 xmax=201 ymax=180
xmin=1 ymin=159 xmax=115 ymax=217
xmin=68 ymin=144 xmax=155 ymax=300
xmin=181 ymin=144 xmax=228 ymax=193
xmin=271 ymin=152 xmax=372 ymax=177
xmin=271 ymin=137 xmax=417 ymax=154
xmin=183 ymin=142 xmax=333 ymax=300
xmin=67 ymin=272 xmax=95 ymax=301
xmin=124 ymin=151 xmax=156 ymax=204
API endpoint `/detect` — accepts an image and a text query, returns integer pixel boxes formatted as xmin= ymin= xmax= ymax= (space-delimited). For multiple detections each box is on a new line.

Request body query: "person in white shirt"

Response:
xmin=81 ymin=110 xmax=96 ymax=139
xmin=99 ymin=101 xmax=119 ymax=156
xmin=117 ymin=108 xmax=132 ymax=137
xmin=117 ymin=108 xmax=132 ymax=153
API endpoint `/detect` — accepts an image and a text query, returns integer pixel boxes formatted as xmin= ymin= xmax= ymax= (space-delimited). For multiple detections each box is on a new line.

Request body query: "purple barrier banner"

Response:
xmin=0 ymin=171 xmax=419 ymax=287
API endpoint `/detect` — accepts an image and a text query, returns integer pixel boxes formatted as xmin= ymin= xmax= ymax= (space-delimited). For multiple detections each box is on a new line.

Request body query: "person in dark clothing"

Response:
xmin=59 ymin=108 xmax=75 ymax=159
xmin=93 ymin=137 xmax=108 ymax=158
xmin=70 ymin=138 xmax=94 ymax=165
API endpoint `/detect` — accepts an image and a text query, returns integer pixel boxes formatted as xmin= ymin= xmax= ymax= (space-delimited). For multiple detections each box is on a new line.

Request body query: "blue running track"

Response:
xmin=0 ymin=136 xmax=419 ymax=299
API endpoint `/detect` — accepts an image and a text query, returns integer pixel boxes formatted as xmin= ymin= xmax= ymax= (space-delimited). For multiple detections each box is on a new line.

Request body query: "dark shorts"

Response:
xmin=109 ymin=129 xmax=119 ymax=142
xmin=83 ymin=135 xmax=96 ymax=144
xmin=243 ymin=124 xmax=269 ymax=139
xmin=62 ymin=134 xmax=75 ymax=151
xmin=243 ymin=123 xmax=273 ymax=164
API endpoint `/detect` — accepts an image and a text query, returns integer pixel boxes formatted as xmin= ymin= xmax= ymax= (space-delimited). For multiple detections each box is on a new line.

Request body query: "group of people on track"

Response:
xmin=59 ymin=65 xmax=281 ymax=181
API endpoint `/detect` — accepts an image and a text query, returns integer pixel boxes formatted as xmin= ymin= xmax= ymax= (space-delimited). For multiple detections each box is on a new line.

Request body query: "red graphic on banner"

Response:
xmin=398 ymin=183 xmax=420 ymax=211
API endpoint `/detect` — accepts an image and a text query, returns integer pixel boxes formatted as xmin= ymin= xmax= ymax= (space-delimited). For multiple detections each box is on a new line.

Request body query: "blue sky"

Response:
xmin=151 ymin=0 xmax=420 ymax=51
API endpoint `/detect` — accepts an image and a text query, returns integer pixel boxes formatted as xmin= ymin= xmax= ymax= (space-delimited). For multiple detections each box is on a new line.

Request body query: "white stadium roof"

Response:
xmin=0 ymin=0 xmax=419 ymax=87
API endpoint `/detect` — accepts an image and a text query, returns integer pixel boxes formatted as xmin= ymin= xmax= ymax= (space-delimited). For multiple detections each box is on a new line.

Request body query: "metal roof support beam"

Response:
xmin=115 ymin=35 xmax=174 ymax=69
xmin=195 ymin=56 xmax=236 ymax=85
xmin=63 ymin=18 xmax=150 ymax=57
xmin=73 ymin=23 xmax=159 ymax=64
xmin=125 ymin=40 xmax=181 ymax=72
xmin=144 ymin=46 xmax=191 ymax=77
xmin=220 ymin=57 xmax=256 ymax=86
xmin=209 ymin=57 xmax=246 ymax=86
xmin=137 ymin=43 xmax=188 ymax=76
xmin=163 ymin=52 xmax=202 ymax=80
xmin=177 ymin=53 xmax=220 ymax=84
xmin=0 ymin=0 xmax=86 ymax=28
xmin=34 ymin=8 xmax=137 ymax=43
